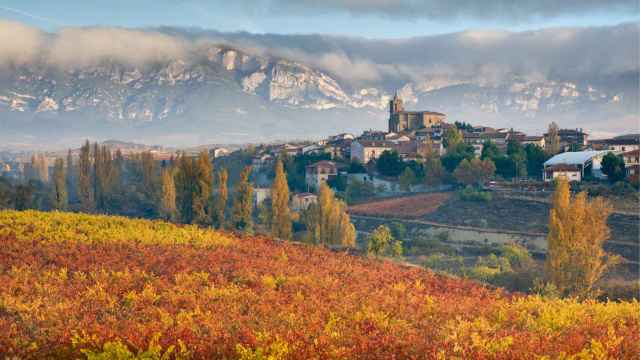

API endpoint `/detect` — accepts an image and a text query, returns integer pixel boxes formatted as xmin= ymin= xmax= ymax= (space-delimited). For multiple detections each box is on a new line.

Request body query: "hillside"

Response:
xmin=0 ymin=210 xmax=638 ymax=358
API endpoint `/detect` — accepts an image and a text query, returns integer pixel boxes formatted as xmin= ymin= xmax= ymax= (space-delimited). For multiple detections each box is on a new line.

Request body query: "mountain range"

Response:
xmin=0 ymin=23 xmax=637 ymax=149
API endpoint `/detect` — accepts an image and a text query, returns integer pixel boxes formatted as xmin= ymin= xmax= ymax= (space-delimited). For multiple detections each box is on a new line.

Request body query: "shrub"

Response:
xmin=458 ymin=186 xmax=493 ymax=202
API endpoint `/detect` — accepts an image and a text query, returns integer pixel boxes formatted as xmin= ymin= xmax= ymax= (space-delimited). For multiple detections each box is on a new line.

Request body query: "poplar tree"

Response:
xmin=159 ymin=167 xmax=177 ymax=221
xmin=546 ymin=122 xmax=561 ymax=155
xmin=175 ymin=154 xmax=195 ymax=224
xmin=78 ymin=140 xmax=95 ymax=212
xmin=51 ymin=158 xmax=68 ymax=211
xmin=303 ymin=183 xmax=355 ymax=247
xmin=213 ymin=167 xmax=228 ymax=229
xmin=232 ymin=166 xmax=254 ymax=233
xmin=270 ymin=160 xmax=292 ymax=239
xmin=193 ymin=151 xmax=213 ymax=226
xmin=66 ymin=149 xmax=75 ymax=203
xmin=545 ymin=178 xmax=619 ymax=298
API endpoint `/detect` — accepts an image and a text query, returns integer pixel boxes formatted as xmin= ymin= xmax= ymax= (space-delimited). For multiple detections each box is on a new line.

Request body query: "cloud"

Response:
xmin=0 ymin=20 xmax=44 ymax=67
xmin=0 ymin=20 xmax=637 ymax=89
xmin=48 ymin=27 xmax=187 ymax=68
xmin=233 ymin=0 xmax=636 ymax=21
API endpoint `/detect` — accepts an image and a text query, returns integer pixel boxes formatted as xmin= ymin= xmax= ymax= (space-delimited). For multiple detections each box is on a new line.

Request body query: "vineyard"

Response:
xmin=349 ymin=193 xmax=452 ymax=219
xmin=0 ymin=210 xmax=638 ymax=359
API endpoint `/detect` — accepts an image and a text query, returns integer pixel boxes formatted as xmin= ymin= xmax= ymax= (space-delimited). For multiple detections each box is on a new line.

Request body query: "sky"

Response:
xmin=0 ymin=0 xmax=638 ymax=38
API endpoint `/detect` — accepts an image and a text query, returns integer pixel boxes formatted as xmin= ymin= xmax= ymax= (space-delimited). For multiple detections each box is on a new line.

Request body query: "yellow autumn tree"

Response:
xmin=545 ymin=178 xmax=619 ymax=298
xmin=303 ymin=183 xmax=355 ymax=247
xmin=270 ymin=160 xmax=292 ymax=240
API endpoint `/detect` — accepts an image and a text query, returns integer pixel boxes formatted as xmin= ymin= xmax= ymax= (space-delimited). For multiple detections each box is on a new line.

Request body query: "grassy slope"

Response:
xmin=0 ymin=210 xmax=638 ymax=359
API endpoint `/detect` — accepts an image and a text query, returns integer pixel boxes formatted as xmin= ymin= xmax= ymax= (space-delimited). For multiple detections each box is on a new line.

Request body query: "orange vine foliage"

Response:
xmin=0 ymin=210 xmax=638 ymax=359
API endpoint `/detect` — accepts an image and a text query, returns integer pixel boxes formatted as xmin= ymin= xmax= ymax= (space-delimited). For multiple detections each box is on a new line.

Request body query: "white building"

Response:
xmin=350 ymin=140 xmax=394 ymax=164
xmin=253 ymin=188 xmax=271 ymax=207
xmin=543 ymin=151 xmax=608 ymax=182
xmin=305 ymin=160 xmax=337 ymax=191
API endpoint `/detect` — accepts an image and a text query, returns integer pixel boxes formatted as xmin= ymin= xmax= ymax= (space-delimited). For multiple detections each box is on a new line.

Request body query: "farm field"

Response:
xmin=349 ymin=192 xmax=452 ymax=219
xmin=0 ymin=210 xmax=639 ymax=359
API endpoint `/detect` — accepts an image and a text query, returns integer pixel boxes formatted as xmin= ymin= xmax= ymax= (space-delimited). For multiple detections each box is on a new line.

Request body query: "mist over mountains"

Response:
xmin=0 ymin=20 xmax=637 ymax=149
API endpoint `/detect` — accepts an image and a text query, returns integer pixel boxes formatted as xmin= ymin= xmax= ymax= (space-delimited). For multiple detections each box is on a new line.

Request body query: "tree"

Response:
xmin=494 ymin=156 xmax=517 ymax=179
xmin=175 ymin=154 xmax=196 ymax=223
xmin=51 ymin=158 xmax=68 ymax=211
xmin=525 ymin=144 xmax=548 ymax=179
xmin=454 ymin=158 xmax=495 ymax=187
xmin=453 ymin=159 xmax=475 ymax=186
xmin=376 ymin=150 xmax=404 ymax=177
xmin=399 ymin=167 xmax=416 ymax=192
xmin=367 ymin=225 xmax=403 ymax=258
xmin=545 ymin=178 xmax=619 ymax=298
xmin=213 ymin=167 xmax=228 ymax=229
xmin=193 ymin=151 xmax=213 ymax=226
xmin=506 ymin=139 xmax=527 ymax=178
xmin=232 ymin=166 xmax=254 ymax=232
xmin=443 ymin=126 xmax=463 ymax=150
xmin=545 ymin=122 xmax=561 ymax=155
xmin=66 ymin=150 xmax=76 ymax=203
xmin=270 ymin=160 xmax=292 ymax=240
xmin=480 ymin=140 xmax=502 ymax=160
xmin=424 ymin=157 xmax=445 ymax=186
xmin=345 ymin=178 xmax=376 ymax=204
xmin=78 ymin=140 xmax=95 ymax=212
xmin=601 ymin=152 xmax=626 ymax=183
xmin=303 ymin=183 xmax=355 ymax=247
xmin=159 ymin=168 xmax=177 ymax=221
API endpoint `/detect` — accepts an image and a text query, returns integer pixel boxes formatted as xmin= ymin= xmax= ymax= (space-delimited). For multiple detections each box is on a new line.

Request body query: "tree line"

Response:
xmin=0 ymin=141 xmax=356 ymax=248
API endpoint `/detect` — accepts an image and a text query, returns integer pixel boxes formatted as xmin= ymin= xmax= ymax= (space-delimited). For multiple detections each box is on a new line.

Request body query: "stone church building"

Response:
xmin=388 ymin=94 xmax=446 ymax=133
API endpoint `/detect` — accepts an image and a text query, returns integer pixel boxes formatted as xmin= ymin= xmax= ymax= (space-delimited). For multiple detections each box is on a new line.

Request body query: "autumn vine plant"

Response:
xmin=0 ymin=210 xmax=638 ymax=359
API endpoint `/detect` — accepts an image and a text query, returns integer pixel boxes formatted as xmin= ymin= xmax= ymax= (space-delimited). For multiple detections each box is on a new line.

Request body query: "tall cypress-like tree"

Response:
xmin=65 ymin=149 xmax=76 ymax=203
xmin=193 ymin=151 xmax=213 ymax=226
xmin=78 ymin=140 xmax=94 ymax=212
xmin=175 ymin=153 xmax=195 ymax=224
xmin=545 ymin=122 xmax=561 ymax=155
xmin=213 ymin=167 xmax=228 ymax=229
xmin=232 ymin=166 xmax=254 ymax=233
xmin=159 ymin=167 xmax=177 ymax=221
xmin=270 ymin=160 xmax=292 ymax=240
xmin=51 ymin=158 xmax=68 ymax=211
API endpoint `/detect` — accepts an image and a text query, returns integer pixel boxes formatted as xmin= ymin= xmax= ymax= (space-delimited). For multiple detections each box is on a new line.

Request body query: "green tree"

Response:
xmin=376 ymin=150 xmax=404 ymax=177
xmin=480 ymin=140 xmax=502 ymax=160
xmin=78 ymin=140 xmax=95 ymax=212
xmin=51 ymin=158 xmax=68 ymax=211
xmin=601 ymin=152 xmax=626 ymax=183
xmin=399 ymin=167 xmax=416 ymax=192
xmin=232 ymin=166 xmax=254 ymax=233
xmin=525 ymin=144 xmax=548 ymax=179
xmin=159 ymin=167 xmax=177 ymax=221
xmin=213 ymin=167 xmax=229 ymax=229
xmin=345 ymin=178 xmax=376 ymax=204
xmin=545 ymin=178 xmax=619 ymax=298
xmin=367 ymin=225 xmax=403 ymax=258
xmin=443 ymin=126 xmax=463 ymax=150
xmin=270 ymin=160 xmax=292 ymax=240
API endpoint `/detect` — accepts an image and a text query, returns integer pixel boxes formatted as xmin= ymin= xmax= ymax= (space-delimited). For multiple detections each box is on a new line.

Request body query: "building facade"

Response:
xmin=388 ymin=94 xmax=445 ymax=133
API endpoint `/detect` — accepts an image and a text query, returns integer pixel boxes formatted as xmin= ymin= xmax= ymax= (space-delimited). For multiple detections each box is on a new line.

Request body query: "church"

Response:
xmin=388 ymin=94 xmax=446 ymax=133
